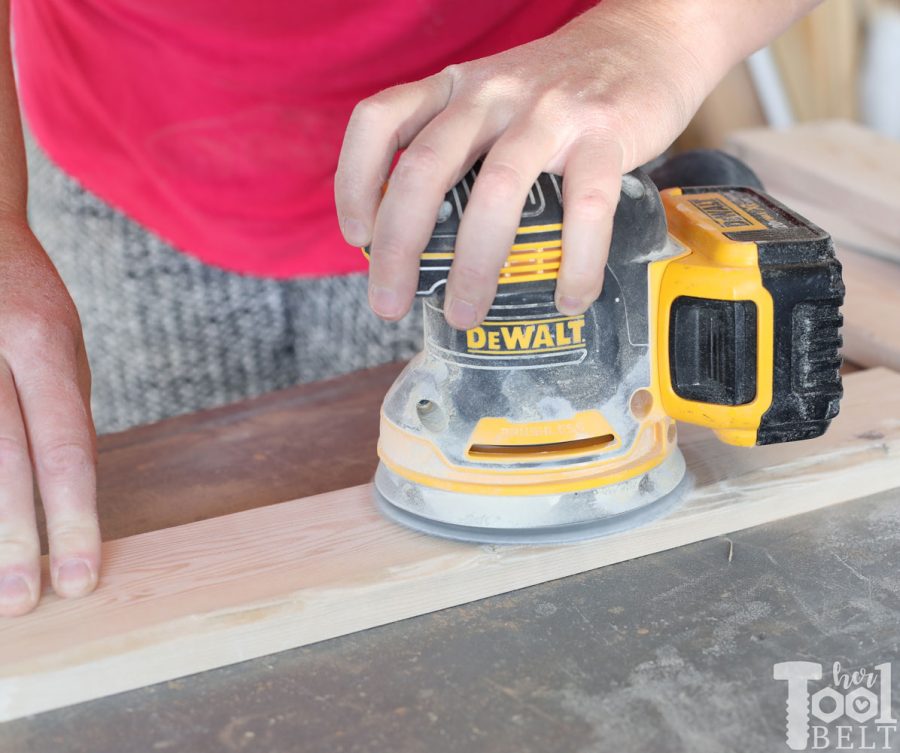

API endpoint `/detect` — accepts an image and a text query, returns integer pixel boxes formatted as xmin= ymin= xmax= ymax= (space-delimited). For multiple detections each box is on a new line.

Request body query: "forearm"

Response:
xmin=0 ymin=0 xmax=28 ymax=220
xmin=572 ymin=0 xmax=823 ymax=99
xmin=534 ymin=0 xmax=822 ymax=170
xmin=338 ymin=0 xmax=825 ymax=328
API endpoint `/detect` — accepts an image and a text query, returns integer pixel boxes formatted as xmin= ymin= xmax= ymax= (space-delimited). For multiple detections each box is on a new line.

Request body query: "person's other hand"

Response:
xmin=335 ymin=1 xmax=721 ymax=329
xmin=0 ymin=216 xmax=98 ymax=616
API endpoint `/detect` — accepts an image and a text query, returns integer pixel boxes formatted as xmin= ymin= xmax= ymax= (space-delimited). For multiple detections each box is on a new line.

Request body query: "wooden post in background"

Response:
xmin=676 ymin=0 xmax=872 ymax=151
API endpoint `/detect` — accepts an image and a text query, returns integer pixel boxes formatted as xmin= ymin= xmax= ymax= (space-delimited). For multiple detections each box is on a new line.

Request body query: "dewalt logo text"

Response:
xmin=465 ymin=316 xmax=586 ymax=356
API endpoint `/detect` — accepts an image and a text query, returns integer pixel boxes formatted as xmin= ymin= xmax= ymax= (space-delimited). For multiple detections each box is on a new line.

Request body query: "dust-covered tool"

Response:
xmin=365 ymin=151 xmax=844 ymax=544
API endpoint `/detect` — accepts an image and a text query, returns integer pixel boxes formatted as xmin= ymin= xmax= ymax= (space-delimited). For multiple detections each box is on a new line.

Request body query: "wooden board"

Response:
xmin=725 ymin=123 xmax=900 ymax=370
xmin=769 ymin=0 xmax=861 ymax=123
xmin=727 ymin=121 xmax=900 ymax=261
xmin=84 ymin=361 xmax=404 ymax=548
xmin=840 ymin=249 xmax=900 ymax=371
xmin=3 ymin=368 xmax=900 ymax=723
xmin=773 ymin=194 xmax=900 ymax=264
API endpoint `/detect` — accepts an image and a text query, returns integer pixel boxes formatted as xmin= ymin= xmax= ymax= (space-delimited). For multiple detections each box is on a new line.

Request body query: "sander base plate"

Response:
xmin=373 ymin=462 xmax=692 ymax=545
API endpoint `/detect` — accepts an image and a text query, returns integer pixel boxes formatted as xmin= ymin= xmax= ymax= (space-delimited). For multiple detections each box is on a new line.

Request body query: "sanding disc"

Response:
xmin=373 ymin=464 xmax=692 ymax=546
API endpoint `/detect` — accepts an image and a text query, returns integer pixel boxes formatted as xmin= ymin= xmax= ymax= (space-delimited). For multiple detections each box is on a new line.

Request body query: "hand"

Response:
xmin=335 ymin=1 xmax=719 ymax=329
xmin=0 ymin=216 xmax=99 ymax=616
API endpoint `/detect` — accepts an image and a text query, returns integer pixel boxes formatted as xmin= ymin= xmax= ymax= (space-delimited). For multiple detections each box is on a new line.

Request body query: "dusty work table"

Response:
xmin=2 ymin=362 xmax=898 ymax=753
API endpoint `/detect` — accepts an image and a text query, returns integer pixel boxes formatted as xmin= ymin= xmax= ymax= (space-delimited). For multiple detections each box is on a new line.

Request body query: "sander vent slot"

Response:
xmin=468 ymin=433 xmax=616 ymax=460
xmin=498 ymin=246 xmax=562 ymax=284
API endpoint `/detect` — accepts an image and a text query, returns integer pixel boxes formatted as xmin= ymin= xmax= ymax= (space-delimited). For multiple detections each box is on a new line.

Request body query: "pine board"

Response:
xmin=727 ymin=120 xmax=900 ymax=261
xmin=771 ymin=193 xmax=900 ymax=264
xmin=726 ymin=122 xmax=900 ymax=370
xmin=840 ymin=249 xmax=900 ymax=371
xmin=2 ymin=369 xmax=900 ymax=722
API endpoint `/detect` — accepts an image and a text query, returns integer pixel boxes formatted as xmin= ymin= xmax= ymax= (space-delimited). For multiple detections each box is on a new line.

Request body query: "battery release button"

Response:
xmin=669 ymin=296 xmax=757 ymax=406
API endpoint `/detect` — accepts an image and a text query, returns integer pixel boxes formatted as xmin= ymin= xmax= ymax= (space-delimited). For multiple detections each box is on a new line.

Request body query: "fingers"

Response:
xmin=367 ymin=103 xmax=499 ymax=320
xmin=556 ymin=134 xmax=623 ymax=315
xmin=14 ymin=337 xmax=99 ymax=602
xmin=0 ymin=358 xmax=40 ymax=616
xmin=335 ymin=72 xmax=455 ymax=248
xmin=339 ymin=72 xmax=624 ymax=328
xmin=444 ymin=123 xmax=560 ymax=329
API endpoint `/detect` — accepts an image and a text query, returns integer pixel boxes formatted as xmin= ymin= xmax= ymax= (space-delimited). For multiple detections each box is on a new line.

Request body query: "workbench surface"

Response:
xmin=2 ymin=363 xmax=898 ymax=753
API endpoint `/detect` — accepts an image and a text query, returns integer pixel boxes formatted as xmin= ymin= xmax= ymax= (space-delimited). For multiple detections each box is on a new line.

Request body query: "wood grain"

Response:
xmin=772 ymin=194 xmax=900 ymax=264
xmin=3 ymin=369 xmax=900 ymax=722
xmin=35 ymin=361 xmax=406 ymax=551
xmin=725 ymin=122 xmax=900 ymax=370
xmin=770 ymin=0 xmax=861 ymax=123
xmin=840 ymin=249 xmax=900 ymax=371
xmin=728 ymin=121 xmax=900 ymax=261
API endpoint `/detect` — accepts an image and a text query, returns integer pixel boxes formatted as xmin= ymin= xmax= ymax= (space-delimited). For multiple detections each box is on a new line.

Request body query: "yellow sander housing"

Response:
xmin=368 ymin=153 xmax=844 ymax=543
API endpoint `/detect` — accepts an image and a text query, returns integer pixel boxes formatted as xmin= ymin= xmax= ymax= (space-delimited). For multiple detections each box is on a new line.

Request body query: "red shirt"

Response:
xmin=13 ymin=1 xmax=593 ymax=278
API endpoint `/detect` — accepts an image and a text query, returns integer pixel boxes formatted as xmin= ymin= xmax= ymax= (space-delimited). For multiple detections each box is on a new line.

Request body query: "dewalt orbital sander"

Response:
xmin=365 ymin=151 xmax=844 ymax=544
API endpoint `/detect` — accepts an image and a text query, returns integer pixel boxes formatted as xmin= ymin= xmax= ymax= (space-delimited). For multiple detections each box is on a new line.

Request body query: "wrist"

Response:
xmin=570 ymin=0 xmax=817 ymax=103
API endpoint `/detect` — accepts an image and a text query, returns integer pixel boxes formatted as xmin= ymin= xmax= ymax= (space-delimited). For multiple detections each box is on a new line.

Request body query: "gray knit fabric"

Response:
xmin=24 ymin=134 xmax=423 ymax=433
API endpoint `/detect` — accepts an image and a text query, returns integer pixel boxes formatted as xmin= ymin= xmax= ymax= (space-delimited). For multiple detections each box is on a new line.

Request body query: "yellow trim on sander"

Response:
xmin=360 ymin=223 xmax=564 ymax=285
xmin=464 ymin=411 xmax=622 ymax=461
xmin=371 ymin=187 xmax=776 ymax=501
xmin=654 ymin=189 xmax=775 ymax=447
xmin=377 ymin=410 xmax=676 ymax=496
